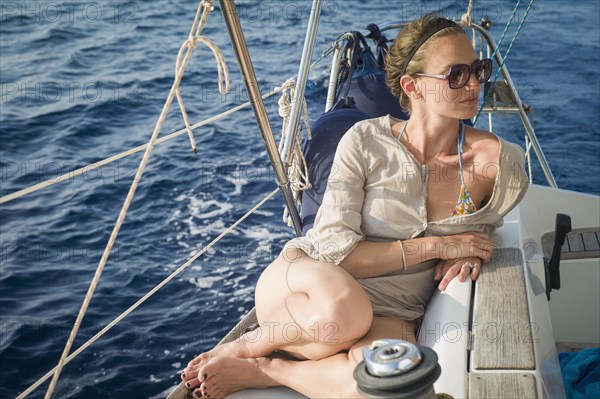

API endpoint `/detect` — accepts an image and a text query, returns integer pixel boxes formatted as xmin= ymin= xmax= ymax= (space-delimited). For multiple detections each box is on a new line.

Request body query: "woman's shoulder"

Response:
xmin=344 ymin=115 xmax=394 ymax=141
xmin=466 ymin=126 xmax=500 ymax=155
xmin=457 ymin=126 xmax=529 ymax=223
xmin=467 ymin=125 xmax=529 ymax=201
xmin=466 ymin=126 xmax=527 ymax=165
xmin=465 ymin=127 xmax=501 ymax=180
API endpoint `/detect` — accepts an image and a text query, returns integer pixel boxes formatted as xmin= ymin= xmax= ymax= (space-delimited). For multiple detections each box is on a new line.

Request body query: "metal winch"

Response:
xmin=354 ymin=339 xmax=442 ymax=399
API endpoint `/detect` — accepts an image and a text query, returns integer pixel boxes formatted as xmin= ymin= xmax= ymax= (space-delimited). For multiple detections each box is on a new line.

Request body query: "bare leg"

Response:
xmin=193 ymin=317 xmax=417 ymax=399
xmin=254 ymin=247 xmax=374 ymax=359
xmin=183 ymin=248 xmax=373 ymax=388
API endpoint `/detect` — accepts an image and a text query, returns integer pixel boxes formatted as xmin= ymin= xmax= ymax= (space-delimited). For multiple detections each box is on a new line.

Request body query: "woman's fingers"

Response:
xmin=473 ymin=245 xmax=492 ymax=262
xmin=438 ymin=259 xmax=460 ymax=291
xmin=457 ymin=262 xmax=472 ymax=283
xmin=434 ymin=260 xmax=445 ymax=280
xmin=437 ymin=257 xmax=483 ymax=291
xmin=441 ymin=232 xmax=494 ymax=260
xmin=470 ymin=258 xmax=482 ymax=280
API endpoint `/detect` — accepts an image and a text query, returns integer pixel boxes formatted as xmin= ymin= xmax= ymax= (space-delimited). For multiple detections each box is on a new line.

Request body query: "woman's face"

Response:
xmin=414 ymin=33 xmax=483 ymax=120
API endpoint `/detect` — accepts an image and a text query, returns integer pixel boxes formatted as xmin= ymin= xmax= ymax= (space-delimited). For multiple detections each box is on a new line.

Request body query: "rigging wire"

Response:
xmin=0 ymin=87 xmax=285 ymax=206
xmin=42 ymin=2 xmax=218 ymax=398
xmin=16 ymin=188 xmax=279 ymax=399
xmin=473 ymin=0 xmax=536 ymax=126
xmin=9 ymin=0 xmax=541 ymax=396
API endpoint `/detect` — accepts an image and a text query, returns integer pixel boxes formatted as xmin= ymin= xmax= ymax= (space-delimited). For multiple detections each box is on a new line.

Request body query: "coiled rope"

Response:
xmin=459 ymin=0 xmax=478 ymax=49
xmin=276 ymin=78 xmax=312 ymax=227
xmin=1 ymin=14 xmax=332 ymax=206
xmin=176 ymin=0 xmax=229 ymax=153
xmin=41 ymin=1 xmax=223 ymax=398
xmin=460 ymin=0 xmax=474 ymax=27
xmin=16 ymin=188 xmax=279 ymax=399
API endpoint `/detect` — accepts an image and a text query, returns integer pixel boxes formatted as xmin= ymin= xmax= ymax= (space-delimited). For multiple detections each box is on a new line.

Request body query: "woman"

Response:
xmin=181 ymin=14 xmax=528 ymax=398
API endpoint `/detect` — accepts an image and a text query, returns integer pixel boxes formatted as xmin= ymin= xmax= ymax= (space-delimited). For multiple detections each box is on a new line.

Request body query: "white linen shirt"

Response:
xmin=285 ymin=114 xmax=529 ymax=265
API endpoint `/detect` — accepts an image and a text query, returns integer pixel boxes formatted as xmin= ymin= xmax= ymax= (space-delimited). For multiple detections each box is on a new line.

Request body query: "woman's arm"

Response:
xmin=340 ymin=232 xmax=493 ymax=279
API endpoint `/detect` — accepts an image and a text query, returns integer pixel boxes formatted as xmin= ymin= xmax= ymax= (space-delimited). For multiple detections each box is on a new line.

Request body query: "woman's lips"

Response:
xmin=461 ymin=97 xmax=478 ymax=104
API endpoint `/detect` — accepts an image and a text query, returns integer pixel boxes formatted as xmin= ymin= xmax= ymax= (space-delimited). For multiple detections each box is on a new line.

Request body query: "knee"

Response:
xmin=255 ymin=252 xmax=294 ymax=299
xmin=314 ymin=283 xmax=373 ymax=344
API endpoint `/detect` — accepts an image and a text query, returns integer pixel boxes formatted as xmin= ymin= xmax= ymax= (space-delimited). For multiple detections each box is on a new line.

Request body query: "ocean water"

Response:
xmin=0 ymin=0 xmax=598 ymax=398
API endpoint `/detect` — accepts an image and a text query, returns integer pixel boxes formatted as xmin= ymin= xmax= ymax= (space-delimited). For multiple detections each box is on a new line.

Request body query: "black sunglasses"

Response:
xmin=415 ymin=59 xmax=493 ymax=89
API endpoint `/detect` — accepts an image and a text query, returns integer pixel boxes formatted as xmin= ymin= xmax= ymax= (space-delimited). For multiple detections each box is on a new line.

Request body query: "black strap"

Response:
xmin=366 ymin=23 xmax=388 ymax=48
xmin=366 ymin=23 xmax=389 ymax=68
xmin=341 ymin=31 xmax=374 ymax=105
xmin=400 ymin=19 xmax=457 ymax=76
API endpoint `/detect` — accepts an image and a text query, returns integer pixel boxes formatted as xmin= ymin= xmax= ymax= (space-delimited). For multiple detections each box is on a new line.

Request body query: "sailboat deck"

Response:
xmin=542 ymin=227 xmax=600 ymax=260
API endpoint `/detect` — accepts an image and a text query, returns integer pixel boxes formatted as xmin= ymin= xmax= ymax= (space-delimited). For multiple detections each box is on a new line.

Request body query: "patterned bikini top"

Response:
xmin=398 ymin=121 xmax=477 ymax=218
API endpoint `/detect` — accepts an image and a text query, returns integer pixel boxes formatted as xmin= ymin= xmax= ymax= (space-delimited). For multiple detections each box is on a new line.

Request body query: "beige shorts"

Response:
xmin=357 ymin=259 xmax=440 ymax=321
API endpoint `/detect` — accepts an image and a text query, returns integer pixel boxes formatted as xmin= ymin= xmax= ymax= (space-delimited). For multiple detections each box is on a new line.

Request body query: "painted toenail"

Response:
xmin=185 ymin=382 xmax=191 ymax=388
xmin=181 ymin=372 xmax=186 ymax=379
xmin=203 ymin=373 xmax=208 ymax=381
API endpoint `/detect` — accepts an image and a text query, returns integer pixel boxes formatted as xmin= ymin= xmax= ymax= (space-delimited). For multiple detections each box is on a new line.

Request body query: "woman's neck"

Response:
xmin=403 ymin=110 xmax=460 ymax=163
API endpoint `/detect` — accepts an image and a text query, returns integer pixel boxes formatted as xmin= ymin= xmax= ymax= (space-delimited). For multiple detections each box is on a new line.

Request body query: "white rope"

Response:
xmin=0 ymin=87 xmax=285 ymax=206
xmin=43 ymin=2 xmax=216 ymax=398
xmin=276 ymin=78 xmax=312 ymax=227
xmin=16 ymin=187 xmax=279 ymax=399
xmin=461 ymin=0 xmax=474 ymax=27
xmin=175 ymin=9 xmax=229 ymax=153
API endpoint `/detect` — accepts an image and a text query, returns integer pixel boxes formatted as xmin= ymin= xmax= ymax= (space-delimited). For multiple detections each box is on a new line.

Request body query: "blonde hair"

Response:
xmin=385 ymin=14 xmax=465 ymax=114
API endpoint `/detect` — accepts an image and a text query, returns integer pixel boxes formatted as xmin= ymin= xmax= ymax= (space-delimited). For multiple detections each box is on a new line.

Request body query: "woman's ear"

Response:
xmin=400 ymin=75 xmax=421 ymax=99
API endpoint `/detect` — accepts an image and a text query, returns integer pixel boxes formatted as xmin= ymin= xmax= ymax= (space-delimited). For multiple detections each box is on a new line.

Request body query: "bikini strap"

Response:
xmin=397 ymin=121 xmax=408 ymax=143
xmin=457 ymin=120 xmax=466 ymax=186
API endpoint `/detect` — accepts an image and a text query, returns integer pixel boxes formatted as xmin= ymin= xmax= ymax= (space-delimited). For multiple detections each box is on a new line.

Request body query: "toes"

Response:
xmin=181 ymin=368 xmax=199 ymax=381
xmin=200 ymin=380 xmax=211 ymax=396
xmin=191 ymin=381 xmax=213 ymax=398
xmin=183 ymin=370 xmax=207 ymax=390
xmin=184 ymin=377 xmax=202 ymax=389
xmin=184 ymin=363 xmax=200 ymax=376
xmin=202 ymin=380 xmax=229 ymax=399
xmin=188 ymin=353 xmax=209 ymax=367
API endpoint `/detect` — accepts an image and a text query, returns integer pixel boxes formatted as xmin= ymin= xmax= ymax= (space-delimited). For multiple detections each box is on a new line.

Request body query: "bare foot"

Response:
xmin=182 ymin=329 xmax=264 ymax=389
xmin=192 ymin=356 xmax=277 ymax=399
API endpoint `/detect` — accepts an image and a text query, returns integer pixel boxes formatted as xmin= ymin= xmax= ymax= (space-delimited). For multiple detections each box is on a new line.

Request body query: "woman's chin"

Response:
xmin=456 ymin=105 xmax=479 ymax=120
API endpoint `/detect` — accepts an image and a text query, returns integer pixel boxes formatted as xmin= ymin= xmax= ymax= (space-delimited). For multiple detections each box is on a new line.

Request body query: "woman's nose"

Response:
xmin=465 ymin=72 xmax=482 ymax=89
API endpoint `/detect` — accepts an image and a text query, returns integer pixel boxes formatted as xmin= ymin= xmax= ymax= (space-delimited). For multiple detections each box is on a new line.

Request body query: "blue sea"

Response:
xmin=0 ymin=0 xmax=598 ymax=398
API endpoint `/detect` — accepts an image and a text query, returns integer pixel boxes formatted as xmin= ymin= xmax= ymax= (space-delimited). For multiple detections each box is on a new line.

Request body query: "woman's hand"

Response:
xmin=438 ymin=232 xmax=493 ymax=263
xmin=434 ymin=256 xmax=482 ymax=292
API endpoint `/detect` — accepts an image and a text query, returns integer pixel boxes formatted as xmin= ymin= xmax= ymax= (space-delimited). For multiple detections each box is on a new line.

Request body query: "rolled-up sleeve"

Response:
xmin=285 ymin=128 xmax=367 ymax=265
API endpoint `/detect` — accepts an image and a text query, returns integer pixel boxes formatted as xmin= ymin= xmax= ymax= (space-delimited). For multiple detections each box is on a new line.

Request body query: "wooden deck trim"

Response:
xmin=472 ymin=248 xmax=536 ymax=370
xmin=469 ymin=372 xmax=538 ymax=398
